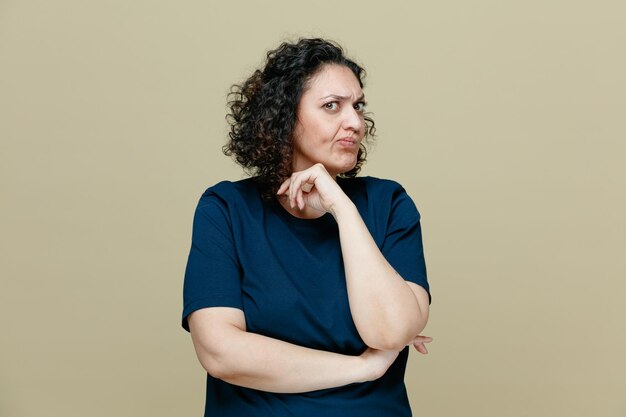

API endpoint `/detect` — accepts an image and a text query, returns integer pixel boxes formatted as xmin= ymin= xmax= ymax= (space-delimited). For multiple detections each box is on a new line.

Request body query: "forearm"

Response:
xmin=331 ymin=199 xmax=429 ymax=350
xmin=212 ymin=330 xmax=364 ymax=392
xmin=191 ymin=316 xmax=377 ymax=393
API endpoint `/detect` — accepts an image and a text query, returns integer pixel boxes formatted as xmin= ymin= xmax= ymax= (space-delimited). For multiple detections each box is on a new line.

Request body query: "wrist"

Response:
xmin=353 ymin=353 xmax=373 ymax=383
xmin=328 ymin=196 xmax=357 ymax=221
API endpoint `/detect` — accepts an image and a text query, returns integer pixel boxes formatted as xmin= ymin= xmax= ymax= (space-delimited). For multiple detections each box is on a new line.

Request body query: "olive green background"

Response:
xmin=1 ymin=1 xmax=624 ymax=416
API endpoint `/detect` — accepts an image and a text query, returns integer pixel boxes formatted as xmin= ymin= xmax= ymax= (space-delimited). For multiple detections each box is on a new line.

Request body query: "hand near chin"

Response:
xmin=276 ymin=163 xmax=348 ymax=214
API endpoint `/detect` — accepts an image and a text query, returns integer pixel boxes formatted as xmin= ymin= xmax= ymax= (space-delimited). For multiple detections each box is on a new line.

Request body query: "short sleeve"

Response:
xmin=381 ymin=186 xmax=431 ymax=304
xmin=181 ymin=192 xmax=243 ymax=332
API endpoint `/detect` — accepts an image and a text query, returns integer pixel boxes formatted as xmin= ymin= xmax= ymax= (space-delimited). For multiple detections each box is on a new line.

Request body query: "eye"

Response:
xmin=323 ymin=102 xmax=339 ymax=111
xmin=354 ymin=101 xmax=367 ymax=112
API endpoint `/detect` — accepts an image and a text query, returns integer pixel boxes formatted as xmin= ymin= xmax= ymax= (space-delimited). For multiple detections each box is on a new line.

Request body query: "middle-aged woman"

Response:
xmin=182 ymin=38 xmax=432 ymax=416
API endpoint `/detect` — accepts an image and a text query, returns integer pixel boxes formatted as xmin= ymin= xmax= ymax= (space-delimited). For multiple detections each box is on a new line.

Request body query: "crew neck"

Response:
xmin=262 ymin=177 xmax=359 ymax=225
xmin=270 ymin=197 xmax=333 ymax=224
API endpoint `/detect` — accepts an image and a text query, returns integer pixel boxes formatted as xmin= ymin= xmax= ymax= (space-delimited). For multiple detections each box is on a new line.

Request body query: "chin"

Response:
xmin=334 ymin=161 xmax=358 ymax=176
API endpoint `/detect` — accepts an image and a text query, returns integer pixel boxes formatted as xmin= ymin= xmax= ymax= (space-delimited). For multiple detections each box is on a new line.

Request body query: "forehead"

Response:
xmin=304 ymin=64 xmax=362 ymax=97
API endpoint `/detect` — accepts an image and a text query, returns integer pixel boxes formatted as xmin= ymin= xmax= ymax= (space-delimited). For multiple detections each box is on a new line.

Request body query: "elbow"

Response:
xmin=360 ymin=282 xmax=430 ymax=351
xmin=206 ymin=362 xmax=230 ymax=380
xmin=370 ymin=339 xmax=408 ymax=352
xmin=363 ymin=333 xmax=415 ymax=352
xmin=362 ymin=317 xmax=428 ymax=351
xmin=188 ymin=310 xmax=247 ymax=380
xmin=192 ymin=331 xmax=238 ymax=380
xmin=362 ymin=327 xmax=416 ymax=351
xmin=198 ymin=348 xmax=234 ymax=380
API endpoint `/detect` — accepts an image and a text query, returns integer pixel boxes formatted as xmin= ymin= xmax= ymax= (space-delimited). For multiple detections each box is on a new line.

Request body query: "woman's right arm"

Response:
xmin=187 ymin=307 xmax=399 ymax=394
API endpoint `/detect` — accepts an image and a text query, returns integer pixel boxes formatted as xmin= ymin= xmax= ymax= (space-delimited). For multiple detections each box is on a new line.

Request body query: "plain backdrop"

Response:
xmin=1 ymin=1 xmax=625 ymax=416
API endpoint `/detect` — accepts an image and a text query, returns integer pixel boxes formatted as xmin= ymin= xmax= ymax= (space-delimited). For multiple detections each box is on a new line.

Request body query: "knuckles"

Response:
xmin=313 ymin=163 xmax=328 ymax=174
xmin=289 ymin=163 xmax=330 ymax=183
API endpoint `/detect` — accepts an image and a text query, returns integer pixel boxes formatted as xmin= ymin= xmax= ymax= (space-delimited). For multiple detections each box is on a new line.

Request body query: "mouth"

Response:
xmin=337 ymin=137 xmax=358 ymax=147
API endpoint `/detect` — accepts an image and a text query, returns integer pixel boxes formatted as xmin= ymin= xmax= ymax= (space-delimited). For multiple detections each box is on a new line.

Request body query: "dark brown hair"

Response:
xmin=223 ymin=38 xmax=376 ymax=199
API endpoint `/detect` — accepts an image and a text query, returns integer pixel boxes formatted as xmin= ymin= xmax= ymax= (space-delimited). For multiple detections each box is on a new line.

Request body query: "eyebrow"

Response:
xmin=319 ymin=93 xmax=366 ymax=102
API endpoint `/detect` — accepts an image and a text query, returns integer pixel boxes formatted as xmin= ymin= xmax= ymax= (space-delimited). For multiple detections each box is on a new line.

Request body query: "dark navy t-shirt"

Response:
xmin=182 ymin=176 xmax=430 ymax=417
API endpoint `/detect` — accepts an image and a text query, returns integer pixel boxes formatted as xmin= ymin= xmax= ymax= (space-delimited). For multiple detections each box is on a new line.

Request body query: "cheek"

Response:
xmin=298 ymin=111 xmax=340 ymax=144
xmin=306 ymin=121 xmax=337 ymax=143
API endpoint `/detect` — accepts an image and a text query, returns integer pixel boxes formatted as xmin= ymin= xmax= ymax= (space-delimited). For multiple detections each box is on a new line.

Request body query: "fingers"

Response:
xmin=409 ymin=335 xmax=433 ymax=355
xmin=408 ymin=335 xmax=433 ymax=345
xmin=289 ymin=174 xmax=302 ymax=209
xmin=294 ymin=182 xmax=315 ymax=209
xmin=276 ymin=178 xmax=291 ymax=196
xmin=414 ymin=336 xmax=433 ymax=343
xmin=414 ymin=343 xmax=429 ymax=354
xmin=277 ymin=176 xmax=304 ymax=209
xmin=277 ymin=164 xmax=337 ymax=212
xmin=297 ymin=184 xmax=305 ymax=210
xmin=277 ymin=168 xmax=318 ymax=210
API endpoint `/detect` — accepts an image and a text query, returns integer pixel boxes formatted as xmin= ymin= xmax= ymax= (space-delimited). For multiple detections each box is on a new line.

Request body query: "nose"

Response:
xmin=342 ymin=106 xmax=364 ymax=133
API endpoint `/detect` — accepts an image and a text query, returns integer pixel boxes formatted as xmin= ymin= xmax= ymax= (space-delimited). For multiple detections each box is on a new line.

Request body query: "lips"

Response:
xmin=337 ymin=137 xmax=358 ymax=146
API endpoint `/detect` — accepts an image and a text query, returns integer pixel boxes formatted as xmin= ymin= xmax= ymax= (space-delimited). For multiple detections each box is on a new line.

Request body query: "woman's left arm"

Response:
xmin=333 ymin=200 xmax=430 ymax=351
xmin=278 ymin=164 xmax=430 ymax=351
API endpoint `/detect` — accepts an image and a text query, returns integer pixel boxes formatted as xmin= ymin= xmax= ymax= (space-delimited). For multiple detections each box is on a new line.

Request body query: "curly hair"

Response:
xmin=223 ymin=38 xmax=376 ymax=199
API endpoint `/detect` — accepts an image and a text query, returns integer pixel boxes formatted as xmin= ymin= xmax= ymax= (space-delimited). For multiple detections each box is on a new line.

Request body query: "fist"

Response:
xmin=276 ymin=163 xmax=348 ymax=214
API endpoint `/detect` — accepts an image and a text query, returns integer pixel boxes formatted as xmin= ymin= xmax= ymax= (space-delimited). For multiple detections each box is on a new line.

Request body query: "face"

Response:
xmin=292 ymin=64 xmax=366 ymax=177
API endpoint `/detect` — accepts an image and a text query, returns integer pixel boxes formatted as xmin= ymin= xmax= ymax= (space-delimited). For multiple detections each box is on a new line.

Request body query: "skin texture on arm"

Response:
xmin=187 ymin=307 xmax=399 ymax=393
xmin=333 ymin=202 xmax=430 ymax=350
xmin=278 ymin=164 xmax=430 ymax=351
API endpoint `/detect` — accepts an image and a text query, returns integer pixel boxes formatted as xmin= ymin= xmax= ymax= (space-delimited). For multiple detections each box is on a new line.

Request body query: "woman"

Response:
xmin=182 ymin=38 xmax=432 ymax=416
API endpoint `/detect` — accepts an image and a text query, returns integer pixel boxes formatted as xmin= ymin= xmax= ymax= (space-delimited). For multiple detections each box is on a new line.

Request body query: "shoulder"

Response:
xmin=192 ymin=177 xmax=263 ymax=224
xmin=196 ymin=177 xmax=261 ymax=208
xmin=341 ymin=176 xmax=411 ymax=203
xmin=360 ymin=176 xmax=405 ymax=193
xmin=346 ymin=176 xmax=422 ymax=221
xmin=200 ymin=177 xmax=260 ymax=201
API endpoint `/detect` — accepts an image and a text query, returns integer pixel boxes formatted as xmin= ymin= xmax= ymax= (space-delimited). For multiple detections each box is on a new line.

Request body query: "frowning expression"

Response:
xmin=292 ymin=64 xmax=367 ymax=177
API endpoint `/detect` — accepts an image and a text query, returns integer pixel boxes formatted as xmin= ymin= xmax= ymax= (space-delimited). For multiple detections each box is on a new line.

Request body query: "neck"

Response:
xmin=292 ymin=160 xmax=339 ymax=180
xmin=277 ymin=197 xmax=327 ymax=219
